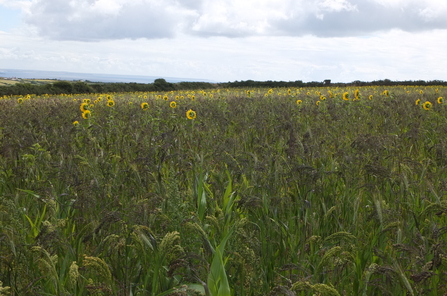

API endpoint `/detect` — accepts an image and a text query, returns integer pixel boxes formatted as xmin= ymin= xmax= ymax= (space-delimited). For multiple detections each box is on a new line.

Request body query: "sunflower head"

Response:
xmin=422 ymin=101 xmax=432 ymax=110
xmin=437 ymin=97 xmax=444 ymax=104
xmin=73 ymin=120 xmax=79 ymax=126
xmin=170 ymin=101 xmax=177 ymax=108
xmin=80 ymin=102 xmax=89 ymax=112
xmin=296 ymin=99 xmax=302 ymax=105
xmin=415 ymin=99 xmax=421 ymax=105
xmin=141 ymin=102 xmax=149 ymax=110
xmin=107 ymin=100 xmax=115 ymax=107
xmin=186 ymin=109 xmax=197 ymax=120
xmin=17 ymin=97 xmax=24 ymax=104
xmin=82 ymin=110 xmax=91 ymax=119
xmin=83 ymin=98 xmax=91 ymax=104
xmin=342 ymin=92 xmax=349 ymax=101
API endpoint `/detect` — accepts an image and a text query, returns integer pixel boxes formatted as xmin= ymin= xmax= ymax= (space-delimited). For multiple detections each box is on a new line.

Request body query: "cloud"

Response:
xmin=271 ymin=0 xmax=447 ymax=37
xmin=23 ymin=0 xmax=198 ymax=40
xmin=20 ymin=0 xmax=447 ymax=40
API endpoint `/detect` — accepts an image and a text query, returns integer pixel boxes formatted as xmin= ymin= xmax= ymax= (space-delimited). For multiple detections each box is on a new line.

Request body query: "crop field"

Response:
xmin=0 ymin=78 xmax=59 ymax=87
xmin=0 ymin=86 xmax=447 ymax=295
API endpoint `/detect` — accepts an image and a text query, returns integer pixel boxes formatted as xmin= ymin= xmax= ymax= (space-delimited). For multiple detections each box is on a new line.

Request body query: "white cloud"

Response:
xmin=2 ymin=28 xmax=446 ymax=82
xmin=10 ymin=0 xmax=446 ymax=40
xmin=23 ymin=0 xmax=197 ymax=40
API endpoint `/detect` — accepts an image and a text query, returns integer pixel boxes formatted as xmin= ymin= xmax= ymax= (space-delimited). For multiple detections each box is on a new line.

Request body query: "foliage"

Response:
xmin=1 ymin=86 xmax=447 ymax=295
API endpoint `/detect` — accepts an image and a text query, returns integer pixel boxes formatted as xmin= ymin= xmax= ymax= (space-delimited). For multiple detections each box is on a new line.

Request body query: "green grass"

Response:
xmin=1 ymin=86 xmax=447 ymax=295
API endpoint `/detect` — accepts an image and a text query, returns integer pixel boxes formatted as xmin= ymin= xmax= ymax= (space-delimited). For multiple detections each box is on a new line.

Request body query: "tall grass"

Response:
xmin=0 ymin=86 xmax=447 ymax=295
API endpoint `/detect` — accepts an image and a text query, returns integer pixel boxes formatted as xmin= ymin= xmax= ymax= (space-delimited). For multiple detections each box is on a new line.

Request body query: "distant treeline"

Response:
xmin=1 ymin=78 xmax=447 ymax=96
xmin=221 ymin=79 xmax=447 ymax=88
xmin=0 ymin=78 xmax=216 ymax=96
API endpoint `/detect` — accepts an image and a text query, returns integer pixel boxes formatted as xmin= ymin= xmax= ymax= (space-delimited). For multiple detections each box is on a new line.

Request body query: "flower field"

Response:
xmin=1 ymin=85 xmax=447 ymax=295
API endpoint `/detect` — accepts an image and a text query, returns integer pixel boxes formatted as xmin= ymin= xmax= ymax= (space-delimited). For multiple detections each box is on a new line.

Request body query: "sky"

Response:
xmin=1 ymin=0 xmax=447 ymax=83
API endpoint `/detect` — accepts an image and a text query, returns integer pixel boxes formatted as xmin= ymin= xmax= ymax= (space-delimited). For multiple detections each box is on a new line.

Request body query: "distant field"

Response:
xmin=1 ymin=86 xmax=447 ymax=295
xmin=0 ymin=77 xmax=59 ymax=86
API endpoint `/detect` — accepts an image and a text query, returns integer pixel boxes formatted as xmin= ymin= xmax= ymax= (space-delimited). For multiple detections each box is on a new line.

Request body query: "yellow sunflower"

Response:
xmin=342 ymin=92 xmax=349 ymax=101
xmin=415 ymin=99 xmax=421 ymax=105
xmin=186 ymin=109 xmax=197 ymax=120
xmin=73 ymin=120 xmax=79 ymax=126
xmin=296 ymin=99 xmax=302 ymax=105
xmin=170 ymin=101 xmax=177 ymax=108
xmin=82 ymin=110 xmax=91 ymax=119
xmin=422 ymin=101 xmax=432 ymax=110
xmin=141 ymin=102 xmax=149 ymax=110
xmin=437 ymin=97 xmax=443 ymax=104
xmin=17 ymin=97 xmax=24 ymax=104
xmin=80 ymin=102 xmax=89 ymax=112
xmin=354 ymin=89 xmax=360 ymax=100
xmin=107 ymin=100 xmax=115 ymax=107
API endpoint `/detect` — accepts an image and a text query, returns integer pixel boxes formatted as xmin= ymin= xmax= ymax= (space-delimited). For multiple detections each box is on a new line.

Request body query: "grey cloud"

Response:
xmin=24 ymin=0 xmax=199 ymax=41
xmin=188 ymin=0 xmax=447 ymax=38
xmin=272 ymin=1 xmax=447 ymax=37
xmin=24 ymin=0 xmax=447 ymax=41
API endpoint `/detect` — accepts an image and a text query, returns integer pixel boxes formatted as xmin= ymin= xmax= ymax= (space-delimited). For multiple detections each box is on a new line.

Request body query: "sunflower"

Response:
xmin=342 ymin=92 xmax=349 ymax=101
xmin=296 ymin=99 xmax=302 ymax=105
xmin=141 ymin=102 xmax=149 ymax=110
xmin=82 ymin=110 xmax=91 ymax=119
xmin=83 ymin=98 xmax=91 ymax=104
xmin=107 ymin=100 xmax=115 ymax=107
xmin=368 ymin=95 xmax=373 ymax=100
xmin=320 ymin=95 xmax=326 ymax=101
xmin=382 ymin=90 xmax=389 ymax=97
xmin=422 ymin=101 xmax=432 ymax=110
xmin=170 ymin=101 xmax=177 ymax=108
xmin=354 ymin=89 xmax=360 ymax=100
xmin=415 ymin=99 xmax=421 ymax=105
xmin=17 ymin=97 xmax=24 ymax=104
xmin=163 ymin=95 xmax=168 ymax=101
xmin=73 ymin=120 xmax=79 ymax=126
xmin=316 ymin=100 xmax=320 ymax=106
xmin=80 ymin=102 xmax=89 ymax=112
xmin=437 ymin=97 xmax=444 ymax=104
xmin=186 ymin=109 xmax=197 ymax=120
